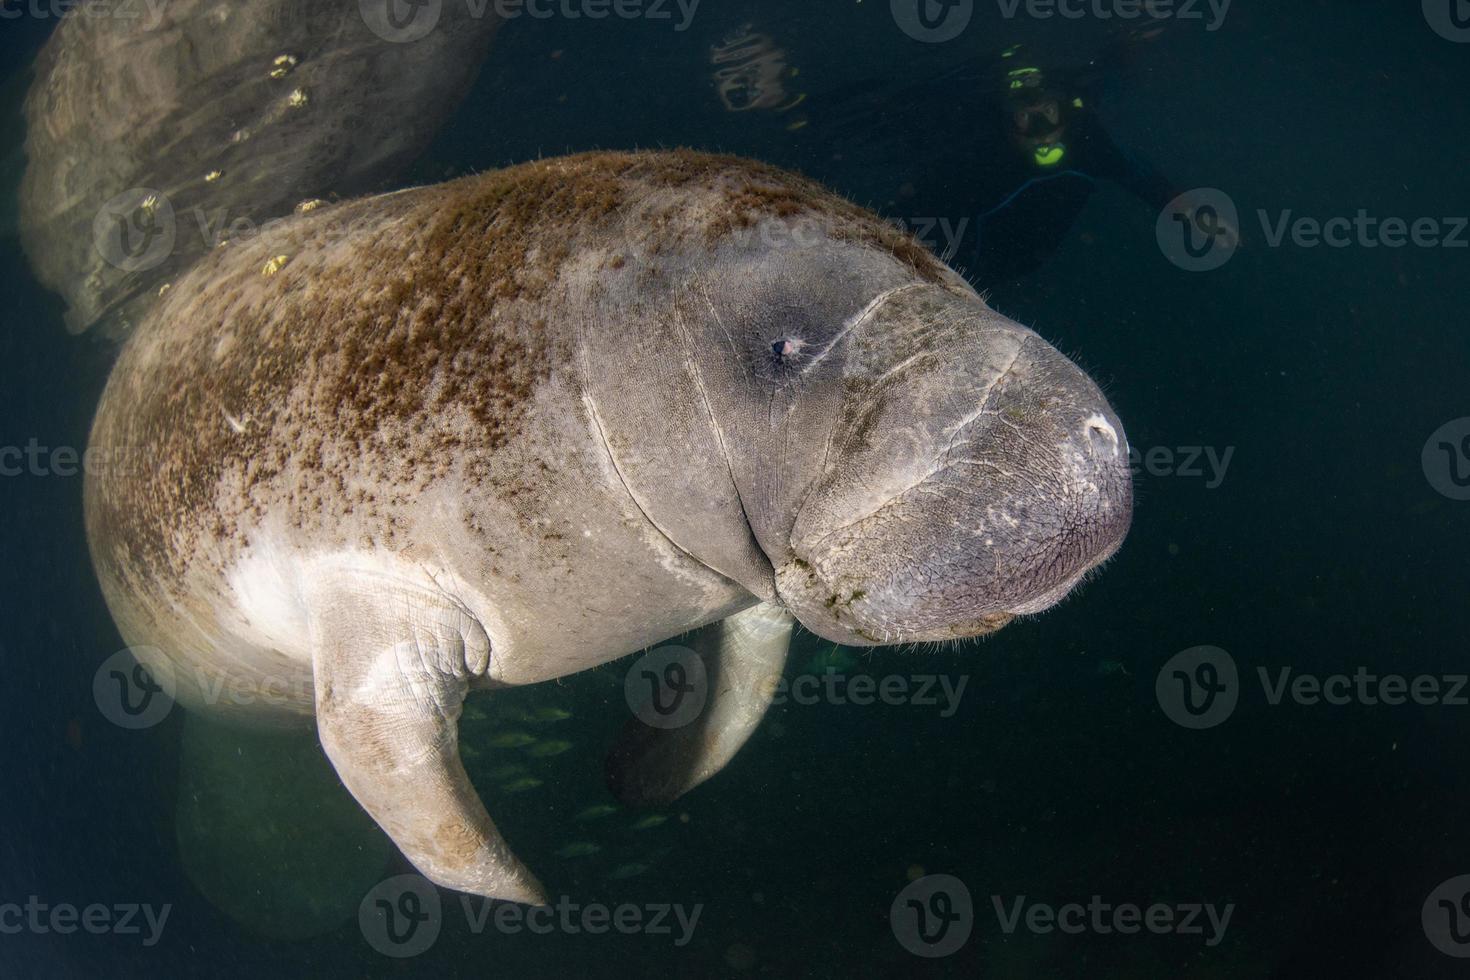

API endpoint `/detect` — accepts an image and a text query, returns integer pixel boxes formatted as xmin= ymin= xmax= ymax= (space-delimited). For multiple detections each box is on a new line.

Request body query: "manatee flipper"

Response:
xmin=606 ymin=601 xmax=794 ymax=806
xmin=307 ymin=570 xmax=546 ymax=905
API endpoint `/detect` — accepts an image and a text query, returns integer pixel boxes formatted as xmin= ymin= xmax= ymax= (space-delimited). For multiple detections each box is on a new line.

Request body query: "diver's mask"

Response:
xmin=1005 ymin=69 xmax=1069 ymax=168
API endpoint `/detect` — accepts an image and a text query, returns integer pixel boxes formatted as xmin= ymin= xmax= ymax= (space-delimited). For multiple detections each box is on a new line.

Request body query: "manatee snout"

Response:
xmin=776 ymin=291 xmax=1132 ymax=645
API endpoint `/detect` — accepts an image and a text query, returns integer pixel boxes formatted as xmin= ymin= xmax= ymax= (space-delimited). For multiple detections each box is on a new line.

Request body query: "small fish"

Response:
xmin=486 ymin=732 xmax=537 ymax=749
xmin=554 ymin=841 xmax=601 ymax=859
xmin=608 ymin=862 xmax=650 ymax=880
xmin=501 ymin=777 xmax=543 ymax=793
xmin=526 ymin=739 xmax=573 ymax=758
xmin=629 ymin=814 xmax=668 ymax=831
xmin=524 ymin=707 xmax=572 ymax=723
xmin=488 ymin=765 xmax=527 ymax=781
xmin=575 ymin=804 xmax=618 ymax=822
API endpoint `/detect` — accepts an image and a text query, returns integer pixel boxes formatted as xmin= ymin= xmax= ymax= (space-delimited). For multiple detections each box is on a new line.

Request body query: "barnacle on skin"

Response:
xmin=294 ymin=199 xmax=326 ymax=214
xmin=287 ymin=88 xmax=309 ymax=109
xmin=262 ymin=255 xmax=291 ymax=277
xmin=269 ymin=54 xmax=298 ymax=80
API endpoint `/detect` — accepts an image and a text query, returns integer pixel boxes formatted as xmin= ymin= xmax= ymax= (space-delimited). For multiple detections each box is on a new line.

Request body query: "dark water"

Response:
xmin=3 ymin=1 xmax=1469 ymax=977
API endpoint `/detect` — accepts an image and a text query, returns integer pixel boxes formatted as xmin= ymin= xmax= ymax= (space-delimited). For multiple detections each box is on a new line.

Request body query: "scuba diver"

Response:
xmin=810 ymin=40 xmax=1192 ymax=285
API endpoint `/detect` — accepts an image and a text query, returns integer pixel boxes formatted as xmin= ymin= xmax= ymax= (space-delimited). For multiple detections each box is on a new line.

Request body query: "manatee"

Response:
xmin=83 ymin=149 xmax=1132 ymax=904
xmin=19 ymin=0 xmax=499 ymax=336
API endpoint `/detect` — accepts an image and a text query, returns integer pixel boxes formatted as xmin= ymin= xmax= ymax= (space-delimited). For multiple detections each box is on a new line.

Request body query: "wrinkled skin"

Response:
xmin=84 ymin=151 xmax=1131 ymax=903
xmin=585 ymin=223 xmax=1131 ymax=646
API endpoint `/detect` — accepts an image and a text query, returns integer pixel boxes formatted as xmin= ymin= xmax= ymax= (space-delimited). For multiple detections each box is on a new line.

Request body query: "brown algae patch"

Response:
xmin=86 ymin=151 xmax=947 ymax=588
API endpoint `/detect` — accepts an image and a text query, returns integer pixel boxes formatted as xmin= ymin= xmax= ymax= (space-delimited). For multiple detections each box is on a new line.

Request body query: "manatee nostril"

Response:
xmin=772 ymin=338 xmax=804 ymax=359
xmin=1082 ymin=414 xmax=1120 ymax=457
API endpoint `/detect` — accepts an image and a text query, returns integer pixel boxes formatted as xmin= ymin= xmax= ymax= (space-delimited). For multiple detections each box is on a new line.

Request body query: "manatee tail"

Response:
xmin=18 ymin=0 xmax=500 ymax=337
